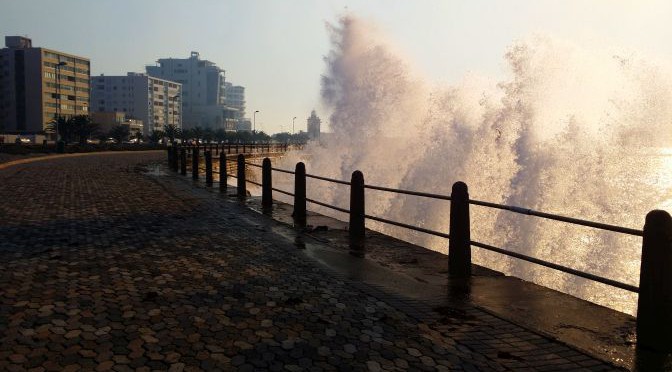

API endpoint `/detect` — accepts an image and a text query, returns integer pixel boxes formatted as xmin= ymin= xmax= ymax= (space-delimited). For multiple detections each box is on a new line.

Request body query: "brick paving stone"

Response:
xmin=0 ymin=152 xmax=623 ymax=371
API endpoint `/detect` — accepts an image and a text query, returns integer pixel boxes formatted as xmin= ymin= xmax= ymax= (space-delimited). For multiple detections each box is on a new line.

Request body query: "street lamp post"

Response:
xmin=253 ymin=110 xmax=260 ymax=132
xmin=54 ymin=61 xmax=67 ymax=144
xmin=292 ymin=116 xmax=296 ymax=134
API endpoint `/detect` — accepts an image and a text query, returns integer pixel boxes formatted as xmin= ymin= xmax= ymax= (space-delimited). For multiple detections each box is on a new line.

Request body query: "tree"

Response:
xmin=293 ymin=132 xmax=309 ymax=144
xmin=191 ymin=126 xmax=203 ymax=144
xmin=109 ymin=125 xmax=130 ymax=144
xmin=46 ymin=116 xmax=73 ymax=143
xmin=202 ymin=128 xmax=214 ymax=143
xmin=149 ymin=130 xmax=165 ymax=144
xmin=164 ymin=124 xmax=181 ymax=143
xmin=132 ymin=130 xmax=143 ymax=143
xmin=272 ymin=132 xmax=292 ymax=143
xmin=71 ymin=115 xmax=98 ymax=144
xmin=180 ymin=128 xmax=193 ymax=143
xmin=253 ymin=130 xmax=271 ymax=143
xmin=214 ymin=128 xmax=227 ymax=143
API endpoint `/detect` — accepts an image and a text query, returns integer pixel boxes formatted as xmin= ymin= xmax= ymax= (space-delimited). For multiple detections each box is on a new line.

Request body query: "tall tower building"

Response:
xmin=0 ymin=36 xmax=90 ymax=134
xmin=146 ymin=52 xmax=229 ymax=129
xmin=307 ymin=110 xmax=321 ymax=140
xmin=90 ymin=73 xmax=181 ymax=135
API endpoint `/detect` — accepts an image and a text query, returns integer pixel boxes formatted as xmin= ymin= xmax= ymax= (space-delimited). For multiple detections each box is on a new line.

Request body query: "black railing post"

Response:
xmin=180 ymin=148 xmax=187 ymax=175
xmin=293 ymin=162 xmax=306 ymax=226
xmin=449 ymin=181 xmax=471 ymax=277
xmin=219 ymin=155 xmax=227 ymax=192
xmin=349 ymin=170 xmax=365 ymax=257
xmin=637 ymin=210 xmax=672 ymax=352
xmin=192 ymin=147 xmax=199 ymax=180
xmin=237 ymin=154 xmax=246 ymax=198
xmin=171 ymin=144 xmax=180 ymax=172
xmin=205 ymin=151 xmax=213 ymax=185
xmin=262 ymin=158 xmax=272 ymax=209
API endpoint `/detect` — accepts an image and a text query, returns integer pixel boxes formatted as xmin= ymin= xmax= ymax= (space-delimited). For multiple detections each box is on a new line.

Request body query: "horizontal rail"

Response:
xmin=305 ymin=197 xmax=350 ymax=214
xmin=365 ymin=184 xmax=452 ymax=201
xmin=306 ymin=173 xmax=351 ymax=186
xmin=470 ymin=240 xmax=639 ymax=293
xmin=174 ymin=151 xmax=645 ymax=295
xmin=272 ymin=187 xmax=294 ymax=197
xmin=272 ymin=167 xmax=295 ymax=175
xmin=247 ymin=179 xmax=262 ymax=187
xmin=198 ymin=167 xmax=219 ymax=174
xmin=365 ymin=214 xmax=451 ymax=240
xmin=469 ymin=199 xmax=643 ymax=237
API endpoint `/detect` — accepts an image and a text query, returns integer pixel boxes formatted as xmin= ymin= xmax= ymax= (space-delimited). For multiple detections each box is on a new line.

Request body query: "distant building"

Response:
xmin=224 ymin=82 xmax=246 ymax=116
xmin=146 ymin=52 xmax=229 ymax=130
xmin=307 ymin=110 xmax=321 ymax=140
xmin=90 ymin=73 xmax=181 ymax=135
xmin=0 ymin=36 xmax=90 ymax=135
xmin=236 ymin=119 xmax=252 ymax=132
xmin=90 ymin=112 xmax=143 ymax=137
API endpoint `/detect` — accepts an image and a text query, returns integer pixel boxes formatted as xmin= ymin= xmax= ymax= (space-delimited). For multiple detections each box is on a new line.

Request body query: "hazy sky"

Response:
xmin=1 ymin=0 xmax=671 ymax=134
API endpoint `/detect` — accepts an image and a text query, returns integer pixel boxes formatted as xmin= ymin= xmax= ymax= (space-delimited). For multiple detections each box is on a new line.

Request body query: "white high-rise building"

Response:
xmin=90 ymin=73 xmax=181 ymax=135
xmin=146 ymin=52 xmax=232 ymax=130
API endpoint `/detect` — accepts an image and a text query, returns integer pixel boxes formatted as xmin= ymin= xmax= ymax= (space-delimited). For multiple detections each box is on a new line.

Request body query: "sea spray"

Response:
xmin=274 ymin=15 xmax=672 ymax=315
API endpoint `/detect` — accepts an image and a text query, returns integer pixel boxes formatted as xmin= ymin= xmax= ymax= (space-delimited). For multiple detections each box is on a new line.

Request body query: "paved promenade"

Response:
xmin=0 ymin=152 xmax=619 ymax=371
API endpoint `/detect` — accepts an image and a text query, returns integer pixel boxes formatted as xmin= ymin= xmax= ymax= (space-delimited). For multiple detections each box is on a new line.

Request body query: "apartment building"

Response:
xmin=146 ymin=52 xmax=232 ymax=129
xmin=0 ymin=36 xmax=90 ymax=134
xmin=90 ymin=73 xmax=181 ymax=135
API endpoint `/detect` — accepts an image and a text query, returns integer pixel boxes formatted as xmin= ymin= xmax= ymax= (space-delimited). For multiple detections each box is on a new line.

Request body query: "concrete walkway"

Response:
xmin=0 ymin=152 xmax=619 ymax=371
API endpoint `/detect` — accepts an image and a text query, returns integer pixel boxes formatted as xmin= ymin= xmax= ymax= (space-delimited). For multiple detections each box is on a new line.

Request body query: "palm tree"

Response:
xmin=109 ymin=125 xmax=130 ymax=144
xmin=46 ymin=116 xmax=71 ymax=143
xmin=203 ymin=128 xmax=214 ymax=143
xmin=191 ymin=126 xmax=204 ymax=144
xmin=164 ymin=124 xmax=181 ymax=143
xmin=149 ymin=130 xmax=165 ymax=144
xmin=132 ymin=130 xmax=143 ymax=143
xmin=214 ymin=128 xmax=227 ymax=143
xmin=180 ymin=128 xmax=193 ymax=144
xmin=71 ymin=115 xmax=98 ymax=144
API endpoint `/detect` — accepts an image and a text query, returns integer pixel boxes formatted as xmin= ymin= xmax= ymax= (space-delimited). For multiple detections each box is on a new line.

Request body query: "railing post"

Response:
xmin=349 ymin=170 xmax=365 ymax=257
xmin=180 ymin=148 xmax=187 ymax=175
xmin=192 ymin=146 xmax=199 ymax=180
xmin=449 ymin=181 xmax=471 ymax=277
xmin=637 ymin=210 xmax=672 ymax=352
xmin=166 ymin=147 xmax=172 ymax=167
xmin=293 ymin=162 xmax=306 ymax=226
xmin=205 ymin=151 xmax=213 ymax=185
xmin=219 ymin=155 xmax=227 ymax=192
xmin=262 ymin=158 xmax=272 ymax=209
xmin=237 ymin=154 xmax=246 ymax=198
xmin=172 ymin=144 xmax=180 ymax=172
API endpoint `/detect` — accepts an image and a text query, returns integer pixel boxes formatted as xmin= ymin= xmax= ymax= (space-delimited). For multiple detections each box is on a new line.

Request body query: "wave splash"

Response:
xmin=279 ymin=15 xmax=672 ymax=315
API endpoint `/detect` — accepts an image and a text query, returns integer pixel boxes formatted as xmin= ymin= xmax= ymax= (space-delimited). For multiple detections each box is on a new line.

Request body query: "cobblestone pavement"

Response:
xmin=0 ymin=152 xmax=620 ymax=371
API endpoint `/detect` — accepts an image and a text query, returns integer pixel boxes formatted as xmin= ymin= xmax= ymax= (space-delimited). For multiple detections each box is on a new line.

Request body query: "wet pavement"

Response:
xmin=0 ymin=151 xmax=627 ymax=371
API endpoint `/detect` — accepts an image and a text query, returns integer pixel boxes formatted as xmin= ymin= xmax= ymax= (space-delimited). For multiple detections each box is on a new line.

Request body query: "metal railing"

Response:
xmin=167 ymin=148 xmax=672 ymax=352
